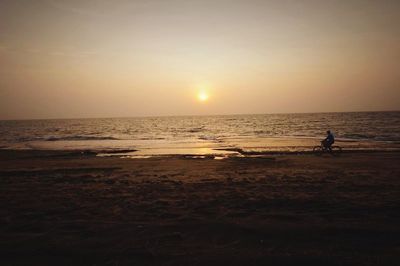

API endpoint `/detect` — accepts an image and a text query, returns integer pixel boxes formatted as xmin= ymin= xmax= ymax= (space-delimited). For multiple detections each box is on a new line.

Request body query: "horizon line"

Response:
xmin=1 ymin=109 xmax=399 ymax=122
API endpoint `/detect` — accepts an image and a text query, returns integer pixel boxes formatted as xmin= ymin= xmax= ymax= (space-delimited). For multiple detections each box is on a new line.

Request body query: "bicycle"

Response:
xmin=313 ymin=143 xmax=342 ymax=155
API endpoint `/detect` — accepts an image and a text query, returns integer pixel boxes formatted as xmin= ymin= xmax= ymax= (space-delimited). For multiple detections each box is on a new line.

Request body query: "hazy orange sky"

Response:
xmin=1 ymin=0 xmax=399 ymax=119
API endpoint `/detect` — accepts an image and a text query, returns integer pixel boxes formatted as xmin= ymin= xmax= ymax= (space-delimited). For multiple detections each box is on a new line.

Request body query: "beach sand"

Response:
xmin=0 ymin=150 xmax=399 ymax=265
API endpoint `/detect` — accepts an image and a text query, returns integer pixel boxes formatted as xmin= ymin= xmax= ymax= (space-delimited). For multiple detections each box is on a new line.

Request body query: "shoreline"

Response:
xmin=2 ymin=135 xmax=400 ymax=156
xmin=1 ymin=145 xmax=400 ymax=159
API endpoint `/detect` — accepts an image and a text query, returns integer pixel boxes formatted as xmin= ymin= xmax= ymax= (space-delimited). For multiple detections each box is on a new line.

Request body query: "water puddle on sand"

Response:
xmin=97 ymin=147 xmax=240 ymax=160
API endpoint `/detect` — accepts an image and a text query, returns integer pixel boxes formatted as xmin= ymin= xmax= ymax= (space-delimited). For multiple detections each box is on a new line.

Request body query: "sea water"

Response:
xmin=0 ymin=112 xmax=399 ymax=155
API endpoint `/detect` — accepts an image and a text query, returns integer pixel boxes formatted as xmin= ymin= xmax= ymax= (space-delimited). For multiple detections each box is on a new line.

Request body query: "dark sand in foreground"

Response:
xmin=1 ymin=150 xmax=399 ymax=265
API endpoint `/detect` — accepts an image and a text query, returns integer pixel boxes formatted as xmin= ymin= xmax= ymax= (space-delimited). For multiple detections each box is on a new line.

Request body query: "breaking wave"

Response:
xmin=46 ymin=136 xmax=119 ymax=141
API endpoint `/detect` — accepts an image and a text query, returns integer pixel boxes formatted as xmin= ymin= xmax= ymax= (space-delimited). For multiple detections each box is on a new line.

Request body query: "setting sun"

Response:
xmin=197 ymin=91 xmax=209 ymax=102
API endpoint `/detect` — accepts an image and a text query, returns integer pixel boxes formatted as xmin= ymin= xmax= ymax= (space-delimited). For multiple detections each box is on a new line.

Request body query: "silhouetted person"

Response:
xmin=322 ymin=130 xmax=335 ymax=151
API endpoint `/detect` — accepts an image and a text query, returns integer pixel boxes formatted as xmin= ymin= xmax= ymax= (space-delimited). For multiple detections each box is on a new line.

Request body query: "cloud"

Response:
xmin=42 ymin=0 xmax=148 ymax=18
xmin=43 ymin=0 xmax=104 ymax=17
xmin=0 ymin=43 xmax=97 ymax=58
xmin=48 ymin=50 xmax=97 ymax=57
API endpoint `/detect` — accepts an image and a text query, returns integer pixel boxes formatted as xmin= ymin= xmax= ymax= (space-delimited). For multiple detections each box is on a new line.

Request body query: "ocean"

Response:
xmin=0 ymin=112 xmax=399 ymax=156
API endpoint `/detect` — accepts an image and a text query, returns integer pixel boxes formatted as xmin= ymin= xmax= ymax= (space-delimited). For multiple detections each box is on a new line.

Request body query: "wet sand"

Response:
xmin=0 ymin=150 xmax=399 ymax=265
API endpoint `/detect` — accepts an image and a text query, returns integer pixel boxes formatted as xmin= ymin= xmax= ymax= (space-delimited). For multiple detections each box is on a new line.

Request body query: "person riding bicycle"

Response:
xmin=321 ymin=130 xmax=335 ymax=151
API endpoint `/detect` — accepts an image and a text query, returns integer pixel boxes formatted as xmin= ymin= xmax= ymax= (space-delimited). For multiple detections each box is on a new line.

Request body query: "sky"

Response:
xmin=0 ymin=0 xmax=399 ymax=119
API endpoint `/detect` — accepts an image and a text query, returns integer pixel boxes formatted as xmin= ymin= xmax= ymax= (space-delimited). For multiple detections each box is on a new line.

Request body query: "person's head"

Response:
xmin=327 ymin=130 xmax=331 ymax=134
